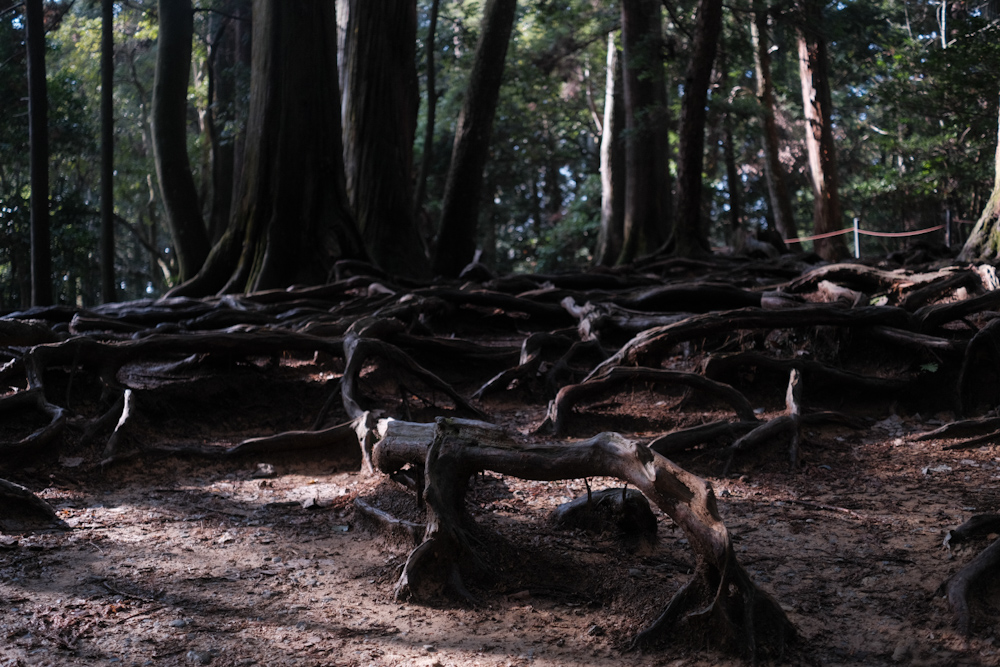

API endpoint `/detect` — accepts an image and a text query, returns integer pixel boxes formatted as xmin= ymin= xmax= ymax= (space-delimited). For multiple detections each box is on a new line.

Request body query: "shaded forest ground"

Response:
xmin=4 ymin=253 xmax=1000 ymax=665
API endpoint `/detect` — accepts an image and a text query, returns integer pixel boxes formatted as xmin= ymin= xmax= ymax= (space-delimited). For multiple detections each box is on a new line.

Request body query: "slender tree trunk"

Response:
xmin=596 ymin=31 xmax=625 ymax=267
xmin=796 ymin=0 xmax=847 ymax=260
xmin=673 ymin=0 xmax=723 ymax=257
xmin=959 ymin=94 xmax=1000 ymax=261
xmin=413 ymin=0 xmax=440 ymax=223
xmin=431 ymin=0 xmax=518 ymax=278
xmin=152 ymin=0 xmax=211 ymax=282
xmin=751 ymin=7 xmax=799 ymax=250
xmin=100 ymin=0 xmax=115 ymax=303
xmin=26 ymin=0 xmax=51 ymax=307
xmin=723 ymin=110 xmax=741 ymax=237
xmin=341 ymin=0 xmax=428 ymax=278
xmin=617 ymin=0 xmax=670 ymax=264
xmin=169 ymin=0 xmax=367 ymax=297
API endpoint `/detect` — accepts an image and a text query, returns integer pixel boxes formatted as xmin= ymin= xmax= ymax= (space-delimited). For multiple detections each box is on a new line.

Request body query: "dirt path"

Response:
xmin=1 ymin=410 xmax=999 ymax=667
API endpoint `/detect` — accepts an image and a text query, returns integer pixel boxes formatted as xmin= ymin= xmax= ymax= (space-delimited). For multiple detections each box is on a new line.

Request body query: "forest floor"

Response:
xmin=2 ymin=381 xmax=1000 ymax=667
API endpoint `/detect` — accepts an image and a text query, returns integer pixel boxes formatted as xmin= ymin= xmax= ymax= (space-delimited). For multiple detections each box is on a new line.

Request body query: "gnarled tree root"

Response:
xmin=943 ymin=514 xmax=1000 ymax=636
xmin=539 ymin=366 xmax=757 ymax=436
xmin=0 ymin=478 xmax=68 ymax=532
xmin=372 ymin=417 xmax=796 ymax=659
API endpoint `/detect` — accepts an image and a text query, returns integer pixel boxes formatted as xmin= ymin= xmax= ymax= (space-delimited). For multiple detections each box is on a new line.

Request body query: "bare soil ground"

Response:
xmin=3 ymin=385 xmax=1000 ymax=667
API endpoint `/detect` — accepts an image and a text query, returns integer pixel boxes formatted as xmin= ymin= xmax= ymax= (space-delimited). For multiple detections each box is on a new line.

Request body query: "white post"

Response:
xmin=853 ymin=217 xmax=860 ymax=259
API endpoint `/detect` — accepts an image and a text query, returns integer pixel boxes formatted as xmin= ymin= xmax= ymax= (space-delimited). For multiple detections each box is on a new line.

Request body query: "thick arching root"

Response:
xmin=372 ymin=417 xmax=796 ymax=659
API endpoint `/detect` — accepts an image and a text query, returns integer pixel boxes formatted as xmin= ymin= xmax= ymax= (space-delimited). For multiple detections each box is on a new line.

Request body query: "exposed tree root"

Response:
xmin=957 ymin=318 xmax=1000 ymax=416
xmin=587 ymin=305 xmax=912 ymax=380
xmin=0 ymin=388 xmax=67 ymax=457
xmin=372 ymin=418 xmax=796 ymax=659
xmin=341 ymin=325 xmax=487 ymax=422
xmin=914 ymin=416 xmax=1000 ymax=441
xmin=0 ymin=478 xmax=68 ymax=532
xmin=704 ymin=351 xmax=915 ymax=404
xmin=539 ymin=367 xmax=757 ymax=436
xmin=353 ymin=497 xmax=425 ymax=546
xmin=722 ymin=370 xmax=801 ymax=474
xmin=943 ymin=514 xmax=1000 ymax=635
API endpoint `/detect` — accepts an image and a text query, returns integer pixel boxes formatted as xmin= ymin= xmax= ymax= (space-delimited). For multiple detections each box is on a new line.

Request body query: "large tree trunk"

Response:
xmin=752 ymin=6 xmax=799 ymax=250
xmin=100 ymin=0 xmax=115 ymax=303
xmin=26 ymin=0 xmax=51 ymax=307
xmin=796 ymin=0 xmax=847 ymax=261
xmin=617 ymin=0 xmax=670 ymax=264
xmin=431 ymin=0 xmax=518 ymax=278
xmin=152 ymin=0 xmax=211 ymax=282
xmin=205 ymin=0 xmax=250 ymax=247
xmin=341 ymin=0 xmax=428 ymax=278
xmin=596 ymin=31 xmax=625 ymax=267
xmin=412 ymin=0 xmax=441 ymax=227
xmin=673 ymin=0 xmax=724 ymax=257
xmin=168 ymin=0 xmax=368 ymax=297
xmin=959 ymin=94 xmax=1000 ymax=262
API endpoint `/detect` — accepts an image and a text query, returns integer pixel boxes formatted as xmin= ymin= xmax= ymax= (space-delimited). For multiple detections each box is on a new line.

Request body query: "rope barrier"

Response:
xmin=784 ymin=223 xmax=945 ymax=244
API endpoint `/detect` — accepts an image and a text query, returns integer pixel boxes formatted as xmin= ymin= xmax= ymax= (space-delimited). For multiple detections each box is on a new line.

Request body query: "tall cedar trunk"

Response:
xmin=151 ymin=0 xmax=210 ymax=282
xmin=752 ymin=7 xmax=799 ymax=249
xmin=596 ymin=31 xmax=625 ymax=266
xmin=206 ymin=0 xmax=250 ymax=246
xmin=959 ymin=94 xmax=1000 ymax=261
xmin=100 ymin=0 xmax=115 ymax=302
xmin=673 ymin=0 xmax=723 ymax=257
xmin=413 ymin=0 xmax=441 ymax=224
xmin=431 ymin=0 xmax=518 ymax=278
xmin=341 ymin=0 xmax=428 ymax=278
xmin=166 ymin=0 xmax=366 ymax=296
xmin=26 ymin=0 xmax=51 ymax=307
xmin=617 ymin=0 xmax=670 ymax=264
xmin=796 ymin=0 xmax=847 ymax=260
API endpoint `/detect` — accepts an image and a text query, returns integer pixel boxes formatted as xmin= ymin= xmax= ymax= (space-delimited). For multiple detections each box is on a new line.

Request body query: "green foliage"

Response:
xmin=3 ymin=0 xmax=1000 ymax=304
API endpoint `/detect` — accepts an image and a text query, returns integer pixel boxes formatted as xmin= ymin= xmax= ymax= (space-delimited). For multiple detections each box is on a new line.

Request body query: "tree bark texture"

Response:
xmin=152 ymin=0 xmax=211 ymax=282
xmin=673 ymin=0 xmax=723 ymax=257
xmin=205 ymin=0 xmax=251 ymax=247
xmin=796 ymin=0 xmax=847 ymax=261
xmin=171 ymin=0 xmax=368 ymax=297
xmin=100 ymin=0 xmax=115 ymax=302
xmin=596 ymin=31 xmax=625 ymax=266
xmin=431 ymin=0 xmax=518 ymax=278
xmin=752 ymin=7 xmax=799 ymax=250
xmin=617 ymin=0 xmax=670 ymax=264
xmin=959 ymin=93 xmax=1000 ymax=262
xmin=413 ymin=0 xmax=441 ymax=225
xmin=26 ymin=0 xmax=52 ymax=307
xmin=341 ymin=0 xmax=428 ymax=278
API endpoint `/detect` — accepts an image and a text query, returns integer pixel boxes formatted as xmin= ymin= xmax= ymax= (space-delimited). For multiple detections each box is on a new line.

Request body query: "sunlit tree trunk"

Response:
xmin=168 ymin=0 xmax=367 ymax=297
xmin=596 ymin=31 xmax=625 ymax=266
xmin=100 ymin=0 xmax=115 ymax=302
xmin=341 ymin=0 xmax=428 ymax=278
xmin=673 ymin=0 xmax=724 ymax=257
xmin=152 ymin=0 xmax=211 ymax=281
xmin=959 ymin=95 xmax=1000 ymax=261
xmin=617 ymin=0 xmax=670 ymax=264
xmin=752 ymin=6 xmax=799 ymax=250
xmin=26 ymin=0 xmax=51 ymax=307
xmin=796 ymin=0 xmax=847 ymax=260
xmin=431 ymin=0 xmax=518 ymax=278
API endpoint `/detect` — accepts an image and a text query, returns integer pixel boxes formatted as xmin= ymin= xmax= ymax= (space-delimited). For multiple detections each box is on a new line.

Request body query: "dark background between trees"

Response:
xmin=6 ymin=0 xmax=1000 ymax=661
